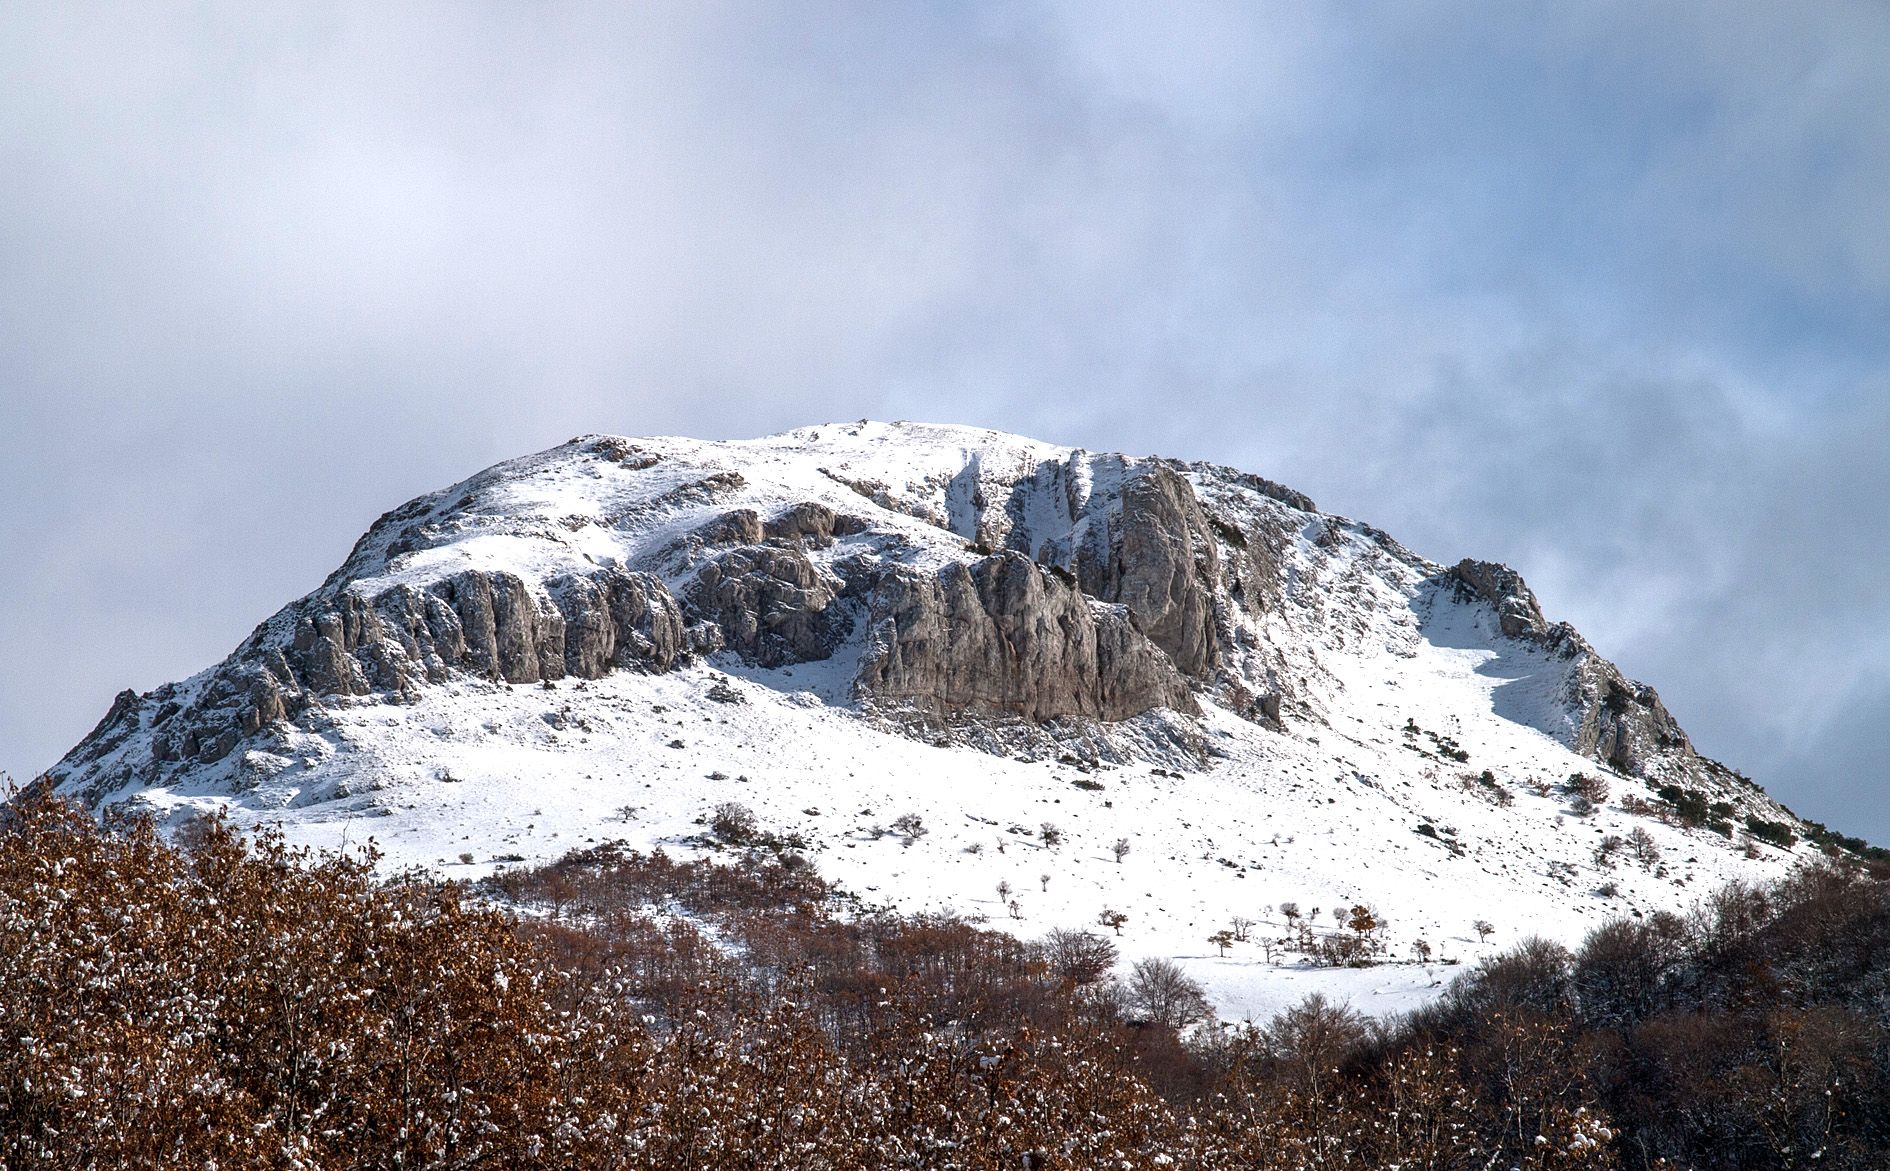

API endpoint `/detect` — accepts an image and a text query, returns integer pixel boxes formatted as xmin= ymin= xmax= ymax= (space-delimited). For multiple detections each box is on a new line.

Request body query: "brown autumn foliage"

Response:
xmin=4 ymin=785 xmax=1890 ymax=1168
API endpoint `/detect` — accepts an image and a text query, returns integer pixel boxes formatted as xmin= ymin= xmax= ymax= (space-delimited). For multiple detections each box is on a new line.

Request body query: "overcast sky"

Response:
xmin=3 ymin=3 xmax=1887 ymax=839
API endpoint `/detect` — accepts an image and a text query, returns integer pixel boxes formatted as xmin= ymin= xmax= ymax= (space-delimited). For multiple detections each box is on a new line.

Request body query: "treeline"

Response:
xmin=3 ymin=789 xmax=1889 ymax=1169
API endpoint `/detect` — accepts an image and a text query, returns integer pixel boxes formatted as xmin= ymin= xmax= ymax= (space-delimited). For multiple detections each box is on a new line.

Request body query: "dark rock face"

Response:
xmin=763 ymin=501 xmax=866 ymax=542
xmin=1446 ymin=560 xmax=1551 ymax=641
xmin=552 ymin=572 xmax=688 ymax=678
xmin=838 ymin=459 xmax=1222 ymax=720
xmin=855 ymin=551 xmax=1198 ymax=722
xmin=285 ymin=568 xmax=688 ymax=697
xmin=1570 ymin=663 xmax=1692 ymax=775
xmin=668 ymin=503 xmax=866 ymax=668
xmin=56 ymin=565 xmax=694 ymax=793
xmin=1072 ymin=463 xmax=1222 ymax=679
xmin=687 ymin=543 xmax=849 ymax=667
xmin=442 ymin=571 xmax=566 ymax=684
xmin=695 ymin=509 xmax=765 ymax=547
xmin=1217 ymin=517 xmax=1289 ymax=618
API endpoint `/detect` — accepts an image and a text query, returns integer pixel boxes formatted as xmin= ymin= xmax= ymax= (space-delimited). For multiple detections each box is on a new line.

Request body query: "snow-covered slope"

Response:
xmin=49 ymin=421 xmax=1809 ymax=1020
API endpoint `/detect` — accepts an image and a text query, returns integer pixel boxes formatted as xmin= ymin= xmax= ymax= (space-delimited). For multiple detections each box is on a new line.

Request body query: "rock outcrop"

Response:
xmin=1440 ymin=558 xmax=1699 ymax=781
xmin=1568 ymin=660 xmax=1693 ymax=776
xmin=551 ymin=572 xmax=688 ymax=678
xmin=1446 ymin=559 xmax=1553 ymax=642
xmin=687 ymin=542 xmax=849 ymax=668
xmin=855 ymin=551 xmax=1198 ymax=722
xmin=283 ymin=567 xmax=689 ymax=696
xmin=56 ymin=565 xmax=692 ymax=797
xmin=1070 ymin=463 xmax=1222 ymax=679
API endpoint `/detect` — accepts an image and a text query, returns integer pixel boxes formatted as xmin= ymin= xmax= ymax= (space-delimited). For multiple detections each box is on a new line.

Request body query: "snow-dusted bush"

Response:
xmin=891 ymin=811 xmax=928 ymax=846
xmin=710 ymin=800 xmax=758 ymax=843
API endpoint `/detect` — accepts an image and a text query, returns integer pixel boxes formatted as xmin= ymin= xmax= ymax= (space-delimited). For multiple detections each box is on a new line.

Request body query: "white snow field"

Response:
xmin=59 ymin=422 xmax=1807 ymax=1022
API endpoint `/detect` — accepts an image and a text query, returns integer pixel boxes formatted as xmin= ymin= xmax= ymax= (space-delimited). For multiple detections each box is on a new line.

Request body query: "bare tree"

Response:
xmin=1567 ymin=773 xmax=1612 ymax=805
xmin=1594 ymin=834 xmax=1626 ymax=868
xmin=1262 ymin=992 xmax=1368 ymax=1099
xmin=996 ymin=879 xmax=1012 ymax=903
xmin=1099 ymin=908 xmax=1129 ymax=936
xmin=1112 ymin=838 xmax=1131 ymax=864
xmin=1040 ymin=927 xmax=1118 ymax=986
xmin=1039 ymin=872 xmax=1051 ymax=893
xmin=1473 ymin=918 xmax=1495 ymax=943
xmin=1209 ymin=929 xmax=1236 ymax=957
xmin=1627 ymin=826 xmax=1662 ymax=869
xmin=1231 ymin=915 xmax=1256 ymax=943
xmin=1127 ymin=958 xmax=1212 ymax=1029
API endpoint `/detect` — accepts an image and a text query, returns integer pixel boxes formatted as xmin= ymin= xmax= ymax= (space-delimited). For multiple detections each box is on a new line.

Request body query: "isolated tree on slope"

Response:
xmin=1127 ymin=958 xmax=1211 ymax=1029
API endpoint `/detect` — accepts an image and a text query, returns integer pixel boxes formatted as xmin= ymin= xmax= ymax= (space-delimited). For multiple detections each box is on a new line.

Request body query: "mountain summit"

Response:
xmin=49 ymin=421 xmax=1806 ymax=1017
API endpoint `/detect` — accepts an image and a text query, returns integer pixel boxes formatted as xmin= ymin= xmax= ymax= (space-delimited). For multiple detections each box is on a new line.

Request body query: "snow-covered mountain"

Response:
xmin=49 ymin=421 xmax=1810 ymax=1019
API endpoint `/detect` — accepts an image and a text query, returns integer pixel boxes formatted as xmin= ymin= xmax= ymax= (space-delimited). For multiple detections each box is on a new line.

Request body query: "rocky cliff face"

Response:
xmin=99 ymin=564 xmax=690 ymax=784
xmin=854 ymin=551 xmax=1197 ymax=723
xmin=50 ymin=422 xmax=1782 ymax=827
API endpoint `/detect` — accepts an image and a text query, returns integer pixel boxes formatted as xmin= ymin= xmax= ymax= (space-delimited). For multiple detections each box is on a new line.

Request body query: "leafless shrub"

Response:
xmin=891 ymin=812 xmax=928 ymax=846
xmin=1627 ymin=826 xmax=1662 ymax=869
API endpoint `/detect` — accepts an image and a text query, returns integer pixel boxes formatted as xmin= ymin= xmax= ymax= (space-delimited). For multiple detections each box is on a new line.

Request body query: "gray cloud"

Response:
xmin=3 ymin=3 xmax=1886 ymax=838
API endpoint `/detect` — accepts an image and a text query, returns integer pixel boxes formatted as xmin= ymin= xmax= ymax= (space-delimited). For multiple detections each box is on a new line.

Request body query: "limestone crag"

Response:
xmin=1446 ymin=560 xmax=1555 ymax=643
xmin=551 ymin=571 xmax=688 ymax=679
xmin=57 ymin=564 xmax=693 ymax=801
xmin=855 ymin=551 xmax=1198 ymax=723
xmin=1440 ymin=557 xmax=1702 ymax=782
xmin=687 ymin=543 xmax=849 ymax=668
xmin=1568 ymin=658 xmax=1693 ymax=778
xmin=286 ymin=567 xmax=689 ymax=695
xmin=1069 ymin=462 xmax=1222 ymax=680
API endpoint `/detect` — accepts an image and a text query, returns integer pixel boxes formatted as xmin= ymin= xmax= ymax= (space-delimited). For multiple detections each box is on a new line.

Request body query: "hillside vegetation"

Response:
xmin=4 ymin=787 xmax=1888 ymax=1169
